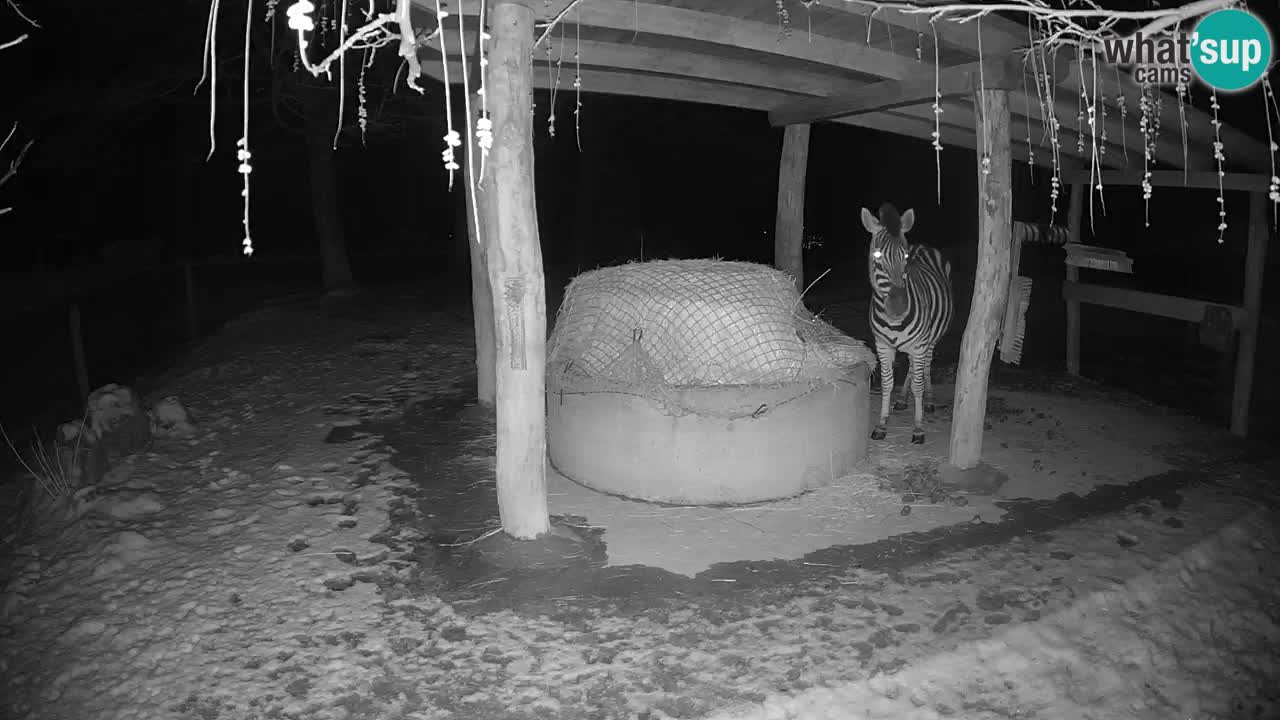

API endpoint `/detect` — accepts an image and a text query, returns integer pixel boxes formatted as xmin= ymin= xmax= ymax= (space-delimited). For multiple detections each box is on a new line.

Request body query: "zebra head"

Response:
xmin=861 ymin=203 xmax=916 ymax=319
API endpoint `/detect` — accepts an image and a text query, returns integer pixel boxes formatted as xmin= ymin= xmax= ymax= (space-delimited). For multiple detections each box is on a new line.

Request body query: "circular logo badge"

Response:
xmin=1191 ymin=9 xmax=1273 ymax=92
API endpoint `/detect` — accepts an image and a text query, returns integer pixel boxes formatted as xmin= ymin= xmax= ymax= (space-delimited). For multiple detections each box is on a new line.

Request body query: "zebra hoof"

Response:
xmin=911 ymin=430 xmax=925 ymax=444
xmin=871 ymin=426 xmax=887 ymax=441
xmin=925 ymin=403 xmax=936 ymax=414
xmin=893 ymin=400 xmax=908 ymax=411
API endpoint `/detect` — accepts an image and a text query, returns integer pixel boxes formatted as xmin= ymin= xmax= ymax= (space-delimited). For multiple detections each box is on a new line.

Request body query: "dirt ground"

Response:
xmin=1 ymin=287 xmax=1278 ymax=720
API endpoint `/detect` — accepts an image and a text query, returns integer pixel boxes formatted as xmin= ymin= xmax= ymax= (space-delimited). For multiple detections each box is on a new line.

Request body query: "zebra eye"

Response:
xmin=872 ymin=250 xmax=883 ymax=259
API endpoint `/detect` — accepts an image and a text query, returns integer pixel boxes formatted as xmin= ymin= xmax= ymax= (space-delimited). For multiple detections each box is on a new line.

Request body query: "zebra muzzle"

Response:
xmin=886 ymin=286 xmax=908 ymax=317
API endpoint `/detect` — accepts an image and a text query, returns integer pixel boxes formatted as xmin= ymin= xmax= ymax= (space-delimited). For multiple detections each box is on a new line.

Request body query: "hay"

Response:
xmin=548 ymin=260 xmax=875 ymax=396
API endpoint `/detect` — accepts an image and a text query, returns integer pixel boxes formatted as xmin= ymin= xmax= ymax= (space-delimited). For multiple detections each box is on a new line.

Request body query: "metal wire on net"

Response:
xmin=547 ymin=259 xmax=876 ymax=394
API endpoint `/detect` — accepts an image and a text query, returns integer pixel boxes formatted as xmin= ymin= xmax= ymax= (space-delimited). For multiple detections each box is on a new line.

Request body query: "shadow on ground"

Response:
xmin=350 ymin=370 xmax=1276 ymax=620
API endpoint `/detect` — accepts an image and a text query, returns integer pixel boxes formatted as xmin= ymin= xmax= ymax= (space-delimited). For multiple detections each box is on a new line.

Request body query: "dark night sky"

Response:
xmin=4 ymin=1 xmax=1278 ymax=310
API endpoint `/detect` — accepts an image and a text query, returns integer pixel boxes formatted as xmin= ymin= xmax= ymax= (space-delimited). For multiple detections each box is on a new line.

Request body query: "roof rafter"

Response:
xmin=438 ymin=0 xmax=922 ymax=80
xmin=769 ymin=54 xmax=1043 ymax=127
xmin=419 ymin=56 xmax=1052 ymax=169
xmin=411 ymin=0 xmax=1264 ymax=174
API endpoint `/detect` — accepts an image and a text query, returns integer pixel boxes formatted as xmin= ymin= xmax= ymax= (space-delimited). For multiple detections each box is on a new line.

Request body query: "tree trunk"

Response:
xmin=1064 ymin=182 xmax=1084 ymax=376
xmin=774 ymin=123 xmax=810 ymax=291
xmin=1230 ymin=191 xmax=1269 ymax=436
xmin=949 ymin=89 xmax=1012 ymax=471
xmin=465 ymin=145 xmax=497 ymax=407
xmin=303 ymin=92 xmax=356 ymax=293
xmin=452 ymin=181 xmax=471 ymax=277
xmin=478 ymin=0 xmax=549 ymax=539
xmin=462 ymin=29 xmax=497 ymax=407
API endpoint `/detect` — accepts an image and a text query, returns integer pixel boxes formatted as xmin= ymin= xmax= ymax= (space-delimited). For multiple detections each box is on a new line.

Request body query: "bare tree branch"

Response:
xmin=1 ymin=32 xmax=27 ymax=50
xmin=7 ymin=0 xmax=38 ymax=28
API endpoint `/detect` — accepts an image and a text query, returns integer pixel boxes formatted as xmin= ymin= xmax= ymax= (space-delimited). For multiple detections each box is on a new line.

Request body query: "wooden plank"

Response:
xmin=1065 ymin=182 xmax=1084 ymax=376
xmin=423 ymin=0 xmax=1264 ymax=172
xmin=774 ymin=123 xmax=810 ymax=291
xmin=1064 ymin=243 xmax=1134 ymax=273
xmin=842 ymin=110 xmax=1043 ymax=168
xmin=1231 ymin=192 xmax=1269 ymax=437
xmin=425 ymin=31 xmax=852 ymax=98
xmin=950 ymin=88 xmax=1012 ymax=470
xmin=1062 ymin=168 xmax=1272 ymax=192
xmin=1057 ymin=64 xmax=1270 ymax=173
xmin=1050 ymin=64 xmax=1212 ymax=172
xmin=769 ymin=55 xmax=1024 ymax=126
xmin=812 ymin=0 xmax=1026 ymax=58
xmin=481 ymin=0 xmax=550 ymax=540
xmin=431 ymin=32 xmax=1065 ymax=166
xmin=904 ymin=98 xmax=1129 ymax=171
xmin=461 ymin=26 xmax=496 ymax=407
xmin=1062 ymin=281 xmax=1245 ymax=327
xmin=1003 ymin=83 xmax=1197 ymax=172
xmin=439 ymin=0 xmax=921 ymax=81
xmin=420 ymin=58 xmax=1041 ymax=166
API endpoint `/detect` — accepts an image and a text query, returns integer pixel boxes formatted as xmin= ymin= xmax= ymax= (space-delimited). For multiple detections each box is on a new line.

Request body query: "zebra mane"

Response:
xmin=878 ymin=203 xmax=902 ymax=237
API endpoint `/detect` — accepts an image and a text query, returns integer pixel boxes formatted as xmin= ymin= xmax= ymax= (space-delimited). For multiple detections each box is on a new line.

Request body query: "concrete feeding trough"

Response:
xmin=545 ymin=259 xmax=875 ymax=506
xmin=548 ymin=369 xmax=870 ymax=505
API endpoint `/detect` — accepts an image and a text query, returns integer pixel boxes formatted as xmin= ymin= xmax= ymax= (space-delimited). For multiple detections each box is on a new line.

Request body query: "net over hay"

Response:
xmin=546 ymin=260 xmax=875 ymax=506
xmin=548 ymin=259 xmax=876 ymax=395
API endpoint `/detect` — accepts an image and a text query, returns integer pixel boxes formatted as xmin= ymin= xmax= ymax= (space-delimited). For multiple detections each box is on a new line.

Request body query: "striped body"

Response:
xmin=862 ymin=203 xmax=955 ymax=444
xmin=1013 ymin=221 xmax=1071 ymax=247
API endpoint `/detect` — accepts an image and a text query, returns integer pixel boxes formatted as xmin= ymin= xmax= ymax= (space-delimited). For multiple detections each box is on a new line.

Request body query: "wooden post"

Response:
xmin=774 ymin=123 xmax=810 ymax=291
xmin=949 ymin=89 xmax=1012 ymax=471
xmin=478 ymin=0 xmax=550 ymax=539
xmin=465 ymin=152 xmax=498 ymax=407
xmin=1230 ymin=192 xmax=1269 ymax=436
xmin=69 ymin=303 xmax=90 ymax=402
xmin=1064 ymin=181 xmax=1085 ymax=376
xmin=464 ymin=24 xmax=497 ymax=407
xmin=183 ymin=260 xmax=199 ymax=340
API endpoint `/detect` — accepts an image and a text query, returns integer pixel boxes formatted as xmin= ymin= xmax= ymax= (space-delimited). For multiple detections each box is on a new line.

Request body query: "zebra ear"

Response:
xmin=900 ymin=209 xmax=916 ymax=233
xmin=860 ymin=207 xmax=879 ymax=234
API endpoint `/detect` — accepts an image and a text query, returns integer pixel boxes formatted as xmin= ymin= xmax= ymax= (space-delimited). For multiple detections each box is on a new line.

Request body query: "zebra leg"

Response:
xmin=922 ymin=346 xmax=937 ymax=414
xmin=894 ymin=356 xmax=911 ymax=411
xmin=871 ymin=339 xmax=895 ymax=441
xmin=909 ymin=351 xmax=927 ymax=444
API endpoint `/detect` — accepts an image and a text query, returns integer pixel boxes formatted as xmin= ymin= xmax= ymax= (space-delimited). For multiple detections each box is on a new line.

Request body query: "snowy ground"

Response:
xmin=1 ymin=288 xmax=1278 ymax=720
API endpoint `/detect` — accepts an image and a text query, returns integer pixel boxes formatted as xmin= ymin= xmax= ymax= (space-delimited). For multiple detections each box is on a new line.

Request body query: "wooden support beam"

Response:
xmin=1060 ymin=67 xmax=1271 ymax=173
xmin=950 ymin=88 xmax=1012 ymax=471
xmin=1231 ymin=192 xmax=1269 ymax=437
xmin=426 ymin=31 xmax=850 ymax=99
xmin=1010 ymin=83 xmax=1203 ymax=172
xmin=1062 ymin=168 xmax=1272 ymax=192
xmin=481 ymin=0 xmax=550 ymax=540
xmin=439 ymin=0 xmax=920 ymax=82
xmin=420 ymin=58 xmax=1054 ymax=169
xmin=462 ymin=27 xmax=497 ymax=408
xmin=1064 ymin=182 xmax=1084 ymax=377
xmin=813 ymin=0 xmax=1025 ymax=58
xmin=899 ymin=98 xmax=1129 ymax=171
xmin=769 ymin=56 xmax=1025 ymax=127
xmin=774 ymin=123 xmax=810 ymax=291
xmin=1063 ymin=281 xmax=1244 ymax=327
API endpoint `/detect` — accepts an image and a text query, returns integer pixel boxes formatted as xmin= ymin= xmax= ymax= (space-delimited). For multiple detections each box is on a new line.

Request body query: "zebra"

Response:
xmin=862 ymin=203 xmax=955 ymax=445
